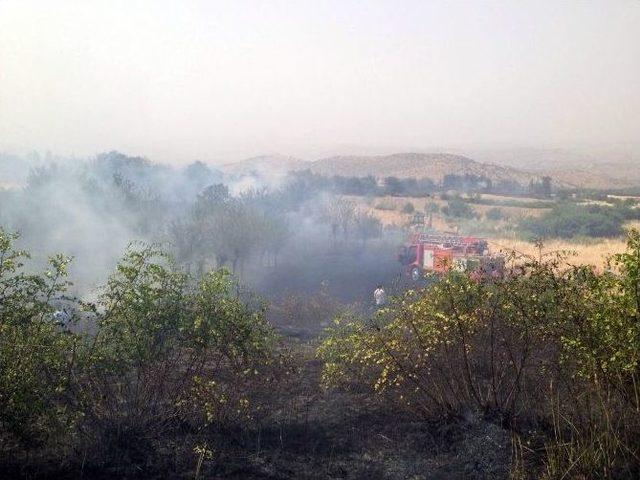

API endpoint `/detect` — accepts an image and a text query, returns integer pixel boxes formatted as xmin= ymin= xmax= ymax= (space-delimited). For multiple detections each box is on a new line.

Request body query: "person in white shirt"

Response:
xmin=373 ymin=285 xmax=387 ymax=307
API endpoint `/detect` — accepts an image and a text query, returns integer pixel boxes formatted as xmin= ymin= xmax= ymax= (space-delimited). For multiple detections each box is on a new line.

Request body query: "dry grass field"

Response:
xmin=346 ymin=194 xmax=550 ymax=228
xmin=489 ymin=237 xmax=628 ymax=269
xmin=479 ymin=193 xmax=554 ymax=203
xmin=343 ymin=195 xmax=638 ymax=269
xmin=472 ymin=202 xmax=550 ymax=218
xmin=341 ymin=194 xmax=639 ymax=269
xmin=480 ymin=222 xmax=638 ymax=269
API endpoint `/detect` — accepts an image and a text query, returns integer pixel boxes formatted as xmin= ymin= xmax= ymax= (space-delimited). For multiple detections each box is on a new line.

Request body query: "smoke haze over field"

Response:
xmin=1 ymin=0 xmax=639 ymax=305
xmin=1 ymin=1 xmax=639 ymax=163
xmin=0 ymin=152 xmax=402 ymax=305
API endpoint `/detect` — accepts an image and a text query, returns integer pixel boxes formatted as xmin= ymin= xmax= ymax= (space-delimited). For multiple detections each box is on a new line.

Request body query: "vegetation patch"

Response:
xmin=0 ymin=229 xmax=288 ymax=477
xmin=520 ymin=202 xmax=640 ymax=239
xmin=319 ymin=229 xmax=640 ymax=478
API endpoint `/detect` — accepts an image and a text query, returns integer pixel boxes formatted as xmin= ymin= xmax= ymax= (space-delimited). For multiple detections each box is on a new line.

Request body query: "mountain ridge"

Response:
xmin=219 ymin=152 xmax=637 ymax=189
xmin=308 ymin=152 xmax=536 ymax=183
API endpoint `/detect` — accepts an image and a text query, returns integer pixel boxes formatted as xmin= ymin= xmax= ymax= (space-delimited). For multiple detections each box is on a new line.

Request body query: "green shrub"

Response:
xmin=401 ymin=202 xmax=415 ymax=214
xmin=441 ymin=196 xmax=476 ymax=219
xmin=318 ymin=260 xmax=559 ymax=419
xmin=79 ymin=245 xmax=282 ymax=460
xmin=466 ymin=197 xmax=552 ymax=209
xmin=0 ymin=231 xmax=284 ymax=470
xmin=318 ymin=229 xmax=640 ymax=477
xmin=520 ymin=203 xmax=626 ymax=239
xmin=0 ymin=228 xmax=83 ymax=442
xmin=374 ymin=199 xmax=396 ymax=211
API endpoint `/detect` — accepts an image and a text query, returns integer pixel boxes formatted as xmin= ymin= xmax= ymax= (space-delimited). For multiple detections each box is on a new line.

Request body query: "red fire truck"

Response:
xmin=398 ymin=232 xmax=501 ymax=281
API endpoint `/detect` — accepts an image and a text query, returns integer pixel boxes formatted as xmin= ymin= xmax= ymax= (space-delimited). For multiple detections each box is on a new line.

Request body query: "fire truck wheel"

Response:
xmin=410 ymin=267 xmax=421 ymax=282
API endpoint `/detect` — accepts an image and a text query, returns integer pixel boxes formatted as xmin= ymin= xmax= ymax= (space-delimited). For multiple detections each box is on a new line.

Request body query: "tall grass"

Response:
xmin=490 ymin=238 xmax=628 ymax=269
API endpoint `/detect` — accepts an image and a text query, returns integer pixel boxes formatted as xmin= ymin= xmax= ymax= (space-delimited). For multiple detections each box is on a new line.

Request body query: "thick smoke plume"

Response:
xmin=0 ymin=151 xmax=403 ymax=305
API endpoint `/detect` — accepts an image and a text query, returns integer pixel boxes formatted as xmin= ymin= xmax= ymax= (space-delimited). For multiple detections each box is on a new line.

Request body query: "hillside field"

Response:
xmin=344 ymin=194 xmax=637 ymax=268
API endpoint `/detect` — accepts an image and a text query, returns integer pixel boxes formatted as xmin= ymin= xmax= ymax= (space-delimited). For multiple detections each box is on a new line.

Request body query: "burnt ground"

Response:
xmin=1 ymin=343 xmax=514 ymax=480
xmin=197 ymin=345 xmax=513 ymax=480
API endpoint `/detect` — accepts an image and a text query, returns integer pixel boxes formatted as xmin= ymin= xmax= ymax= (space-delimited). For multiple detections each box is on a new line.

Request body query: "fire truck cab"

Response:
xmin=398 ymin=233 xmax=499 ymax=281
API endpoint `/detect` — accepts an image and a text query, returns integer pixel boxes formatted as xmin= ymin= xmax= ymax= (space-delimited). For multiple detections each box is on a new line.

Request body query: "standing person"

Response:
xmin=373 ymin=284 xmax=387 ymax=308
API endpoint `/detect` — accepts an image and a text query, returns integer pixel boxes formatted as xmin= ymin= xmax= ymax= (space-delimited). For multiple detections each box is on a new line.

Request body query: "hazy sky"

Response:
xmin=0 ymin=0 xmax=639 ymax=163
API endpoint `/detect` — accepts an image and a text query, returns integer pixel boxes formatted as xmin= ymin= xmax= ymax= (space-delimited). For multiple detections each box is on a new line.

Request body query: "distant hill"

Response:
xmin=308 ymin=153 xmax=542 ymax=185
xmin=544 ymin=167 xmax=638 ymax=190
xmin=220 ymin=151 xmax=639 ymax=190
xmin=221 ymin=155 xmax=309 ymax=176
xmin=463 ymin=148 xmax=640 ymax=189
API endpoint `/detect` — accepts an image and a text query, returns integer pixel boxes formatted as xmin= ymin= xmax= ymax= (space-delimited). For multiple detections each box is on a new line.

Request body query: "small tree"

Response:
xmin=441 ymin=196 xmax=475 ymax=219
xmin=324 ymin=198 xmax=356 ymax=244
xmin=384 ymin=176 xmax=404 ymax=196
xmin=424 ymin=201 xmax=440 ymax=228
xmin=401 ymin=202 xmax=415 ymax=214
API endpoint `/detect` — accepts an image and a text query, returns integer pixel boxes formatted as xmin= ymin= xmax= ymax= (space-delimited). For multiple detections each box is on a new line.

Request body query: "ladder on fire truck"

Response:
xmin=413 ymin=233 xmax=485 ymax=248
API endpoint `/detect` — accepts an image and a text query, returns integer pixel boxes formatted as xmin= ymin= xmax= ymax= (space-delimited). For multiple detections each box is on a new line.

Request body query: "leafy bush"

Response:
xmin=0 ymin=232 xmax=284 ymax=472
xmin=520 ymin=203 xmax=626 ymax=239
xmin=374 ymin=199 xmax=396 ymax=211
xmin=318 ymin=260 xmax=558 ymax=420
xmin=0 ymin=229 xmax=82 ymax=442
xmin=466 ymin=197 xmax=551 ymax=209
xmin=401 ymin=202 xmax=415 ymax=214
xmin=318 ymin=229 xmax=640 ymax=477
xmin=82 ymin=246 xmax=284 ymax=467
xmin=441 ymin=196 xmax=476 ymax=219
xmin=541 ymin=230 xmax=640 ymax=478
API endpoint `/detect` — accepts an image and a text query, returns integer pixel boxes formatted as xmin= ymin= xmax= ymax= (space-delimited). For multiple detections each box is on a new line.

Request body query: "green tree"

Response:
xmin=424 ymin=201 xmax=440 ymax=228
xmin=324 ymin=198 xmax=356 ymax=244
xmin=401 ymin=202 xmax=415 ymax=214
xmin=441 ymin=196 xmax=475 ymax=219
xmin=384 ymin=176 xmax=404 ymax=196
xmin=520 ymin=203 xmax=624 ymax=239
